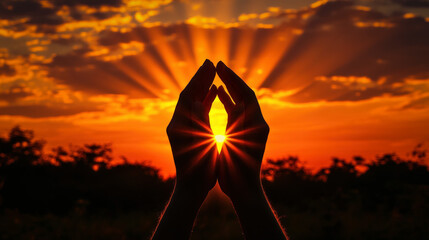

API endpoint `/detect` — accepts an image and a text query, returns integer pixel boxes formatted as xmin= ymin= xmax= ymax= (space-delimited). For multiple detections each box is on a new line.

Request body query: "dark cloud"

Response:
xmin=401 ymin=96 xmax=429 ymax=109
xmin=328 ymin=16 xmax=429 ymax=83
xmin=35 ymin=0 xmax=428 ymax=104
xmin=0 ymin=85 xmax=33 ymax=103
xmin=98 ymin=24 xmax=186 ymax=47
xmin=259 ymin=1 xmax=429 ymax=102
xmin=0 ymin=104 xmax=101 ymax=118
xmin=285 ymin=78 xmax=409 ymax=103
xmin=0 ymin=0 xmax=64 ymax=28
xmin=0 ymin=0 xmax=122 ymax=33
xmin=47 ymin=47 xmax=165 ymax=98
xmin=69 ymin=8 xmax=115 ymax=21
xmin=391 ymin=0 xmax=429 ymax=7
xmin=47 ymin=24 xmax=214 ymax=98
xmin=53 ymin=0 xmax=122 ymax=8
xmin=0 ymin=1 xmax=54 ymax=19
xmin=0 ymin=63 xmax=16 ymax=76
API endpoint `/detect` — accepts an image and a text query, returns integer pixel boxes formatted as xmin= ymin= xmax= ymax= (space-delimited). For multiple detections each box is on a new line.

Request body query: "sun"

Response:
xmin=209 ymin=95 xmax=228 ymax=153
xmin=214 ymin=135 xmax=226 ymax=152
xmin=215 ymin=134 xmax=226 ymax=143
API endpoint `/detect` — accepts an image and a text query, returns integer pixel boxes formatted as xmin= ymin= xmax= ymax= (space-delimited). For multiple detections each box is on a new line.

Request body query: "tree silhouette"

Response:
xmin=0 ymin=126 xmax=173 ymax=215
xmin=0 ymin=126 xmax=428 ymax=239
xmin=0 ymin=126 xmax=45 ymax=167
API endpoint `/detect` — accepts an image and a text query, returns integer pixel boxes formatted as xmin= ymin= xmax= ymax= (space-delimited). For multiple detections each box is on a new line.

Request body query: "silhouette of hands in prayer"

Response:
xmin=167 ymin=59 xmax=218 ymax=198
xmin=152 ymin=60 xmax=287 ymax=240
xmin=216 ymin=60 xmax=269 ymax=202
xmin=216 ymin=61 xmax=286 ymax=240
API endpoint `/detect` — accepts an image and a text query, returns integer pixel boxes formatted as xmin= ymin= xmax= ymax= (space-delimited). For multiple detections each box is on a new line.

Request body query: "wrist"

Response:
xmin=174 ymin=181 xmax=208 ymax=206
xmin=230 ymin=180 xmax=265 ymax=207
xmin=151 ymin=180 xmax=208 ymax=240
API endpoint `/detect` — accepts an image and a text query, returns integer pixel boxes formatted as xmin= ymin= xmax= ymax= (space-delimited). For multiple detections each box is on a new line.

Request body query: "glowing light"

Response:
xmin=214 ymin=134 xmax=225 ymax=143
xmin=209 ymin=96 xmax=228 ymax=153
xmin=214 ymin=134 xmax=226 ymax=152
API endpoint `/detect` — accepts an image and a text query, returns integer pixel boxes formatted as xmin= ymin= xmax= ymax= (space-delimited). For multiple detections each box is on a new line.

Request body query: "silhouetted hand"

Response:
xmin=152 ymin=59 xmax=218 ymax=240
xmin=153 ymin=60 xmax=286 ymax=240
xmin=216 ymin=60 xmax=269 ymax=202
xmin=217 ymin=61 xmax=287 ymax=240
xmin=167 ymin=59 xmax=218 ymax=196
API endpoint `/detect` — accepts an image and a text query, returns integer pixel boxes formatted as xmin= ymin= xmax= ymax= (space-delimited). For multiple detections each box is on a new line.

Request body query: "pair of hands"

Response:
xmin=153 ymin=60 xmax=286 ymax=240
xmin=167 ymin=59 xmax=269 ymax=203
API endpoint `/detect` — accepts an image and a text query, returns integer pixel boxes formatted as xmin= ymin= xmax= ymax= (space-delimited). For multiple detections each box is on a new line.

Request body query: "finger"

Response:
xmin=183 ymin=59 xmax=216 ymax=102
xmin=217 ymin=85 xmax=235 ymax=114
xmin=216 ymin=61 xmax=254 ymax=104
xmin=202 ymin=84 xmax=217 ymax=114
xmin=228 ymin=102 xmax=245 ymax=135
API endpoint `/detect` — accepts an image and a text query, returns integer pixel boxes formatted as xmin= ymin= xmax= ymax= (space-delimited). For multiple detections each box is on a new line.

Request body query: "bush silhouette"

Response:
xmin=1 ymin=126 xmax=428 ymax=239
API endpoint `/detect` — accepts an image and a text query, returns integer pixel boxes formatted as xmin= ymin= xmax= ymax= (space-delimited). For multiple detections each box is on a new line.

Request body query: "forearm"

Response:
xmin=151 ymin=183 xmax=207 ymax=240
xmin=232 ymin=183 xmax=288 ymax=240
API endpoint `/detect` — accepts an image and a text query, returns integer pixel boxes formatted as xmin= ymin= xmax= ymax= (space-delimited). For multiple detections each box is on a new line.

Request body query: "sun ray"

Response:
xmin=113 ymin=58 xmax=164 ymax=98
xmin=224 ymin=140 xmax=259 ymax=168
xmin=184 ymin=141 xmax=217 ymax=173
xmin=228 ymin=27 xmax=256 ymax=77
xmin=177 ymin=137 xmax=215 ymax=155
xmin=189 ymin=25 xmax=212 ymax=65
xmin=209 ymin=96 xmax=228 ymax=152
xmin=143 ymin=26 xmax=197 ymax=89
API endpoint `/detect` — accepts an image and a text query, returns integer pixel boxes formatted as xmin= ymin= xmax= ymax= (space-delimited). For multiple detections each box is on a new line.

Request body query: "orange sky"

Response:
xmin=1 ymin=0 xmax=429 ymax=176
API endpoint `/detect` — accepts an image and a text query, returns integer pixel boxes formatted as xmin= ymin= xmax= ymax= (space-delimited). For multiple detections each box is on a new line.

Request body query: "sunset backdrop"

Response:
xmin=1 ymin=0 xmax=429 ymax=176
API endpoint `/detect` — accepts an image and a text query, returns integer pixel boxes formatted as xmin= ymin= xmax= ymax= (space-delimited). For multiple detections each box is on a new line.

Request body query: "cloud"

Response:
xmin=401 ymin=95 xmax=429 ymax=109
xmin=146 ymin=0 xmax=318 ymax=24
xmin=0 ymin=1 xmax=60 ymax=21
xmin=0 ymin=63 xmax=16 ymax=76
xmin=54 ymin=0 xmax=123 ymax=8
xmin=258 ymin=1 xmax=429 ymax=102
xmin=0 ymin=0 xmax=64 ymax=34
xmin=285 ymin=75 xmax=409 ymax=103
xmin=391 ymin=0 xmax=429 ymax=7
xmin=46 ymin=47 xmax=164 ymax=98
xmin=0 ymin=0 xmax=165 ymax=36
xmin=0 ymin=0 xmax=428 ymax=121
xmin=0 ymin=85 xmax=33 ymax=103
xmin=38 ymin=1 xmax=427 ymax=104
xmin=0 ymin=104 xmax=101 ymax=118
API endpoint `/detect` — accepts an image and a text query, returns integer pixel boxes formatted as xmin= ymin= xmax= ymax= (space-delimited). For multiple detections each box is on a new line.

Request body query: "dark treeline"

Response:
xmin=0 ymin=126 xmax=173 ymax=216
xmin=1 ymin=126 xmax=429 ymax=240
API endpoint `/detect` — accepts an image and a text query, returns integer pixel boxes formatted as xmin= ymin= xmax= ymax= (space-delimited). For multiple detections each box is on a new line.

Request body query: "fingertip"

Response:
xmin=205 ymin=59 xmax=215 ymax=70
xmin=203 ymin=59 xmax=211 ymax=66
xmin=208 ymin=84 xmax=217 ymax=97
xmin=215 ymin=60 xmax=221 ymax=68
xmin=218 ymin=85 xmax=225 ymax=92
xmin=195 ymin=59 xmax=214 ymax=78
xmin=217 ymin=85 xmax=226 ymax=97
xmin=216 ymin=60 xmax=226 ymax=71
xmin=217 ymin=85 xmax=234 ymax=113
xmin=203 ymin=84 xmax=218 ymax=111
xmin=207 ymin=60 xmax=216 ymax=78
xmin=200 ymin=59 xmax=215 ymax=75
